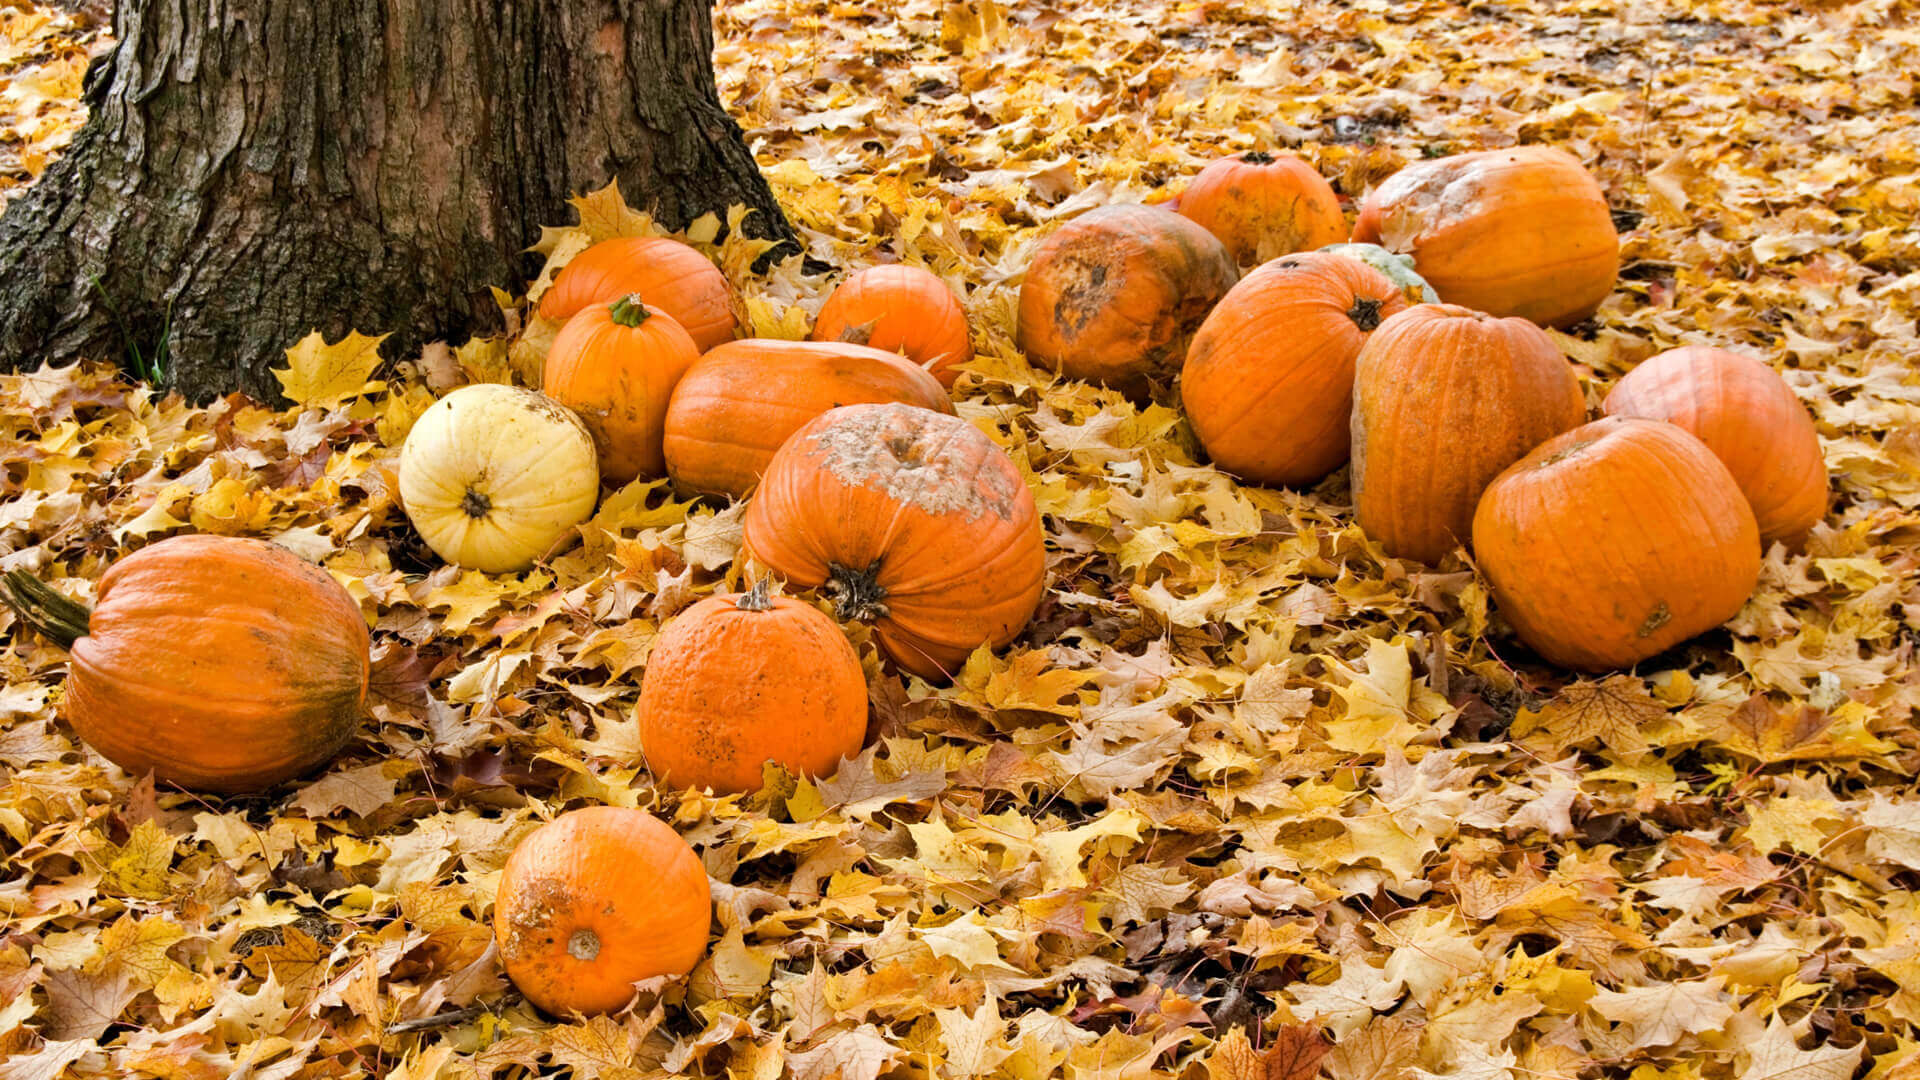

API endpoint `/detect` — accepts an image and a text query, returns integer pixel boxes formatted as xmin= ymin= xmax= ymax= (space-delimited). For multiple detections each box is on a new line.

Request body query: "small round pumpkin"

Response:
xmin=543 ymin=294 xmax=700 ymax=485
xmin=494 ymin=806 xmax=711 ymax=1016
xmin=742 ymin=403 xmax=1046 ymax=681
xmin=1318 ymin=242 xmax=1441 ymax=304
xmin=1182 ymin=252 xmax=1409 ymax=487
xmin=1473 ymin=416 xmax=1761 ymax=671
xmin=1603 ymin=346 xmax=1827 ymax=547
xmin=538 ymin=237 xmax=740 ymax=351
xmin=810 ymin=265 xmax=974 ymax=388
xmin=639 ymin=582 xmax=868 ymax=794
xmin=398 ymin=384 xmax=600 ymax=574
xmin=0 ymin=535 xmax=369 ymax=793
xmin=1016 ymin=204 xmax=1239 ymax=393
xmin=1351 ymin=304 xmax=1586 ymax=564
xmin=663 ymin=338 xmax=953 ymax=500
xmin=1350 ymin=146 xmax=1618 ymax=328
xmin=1177 ymin=150 xmax=1348 ymax=266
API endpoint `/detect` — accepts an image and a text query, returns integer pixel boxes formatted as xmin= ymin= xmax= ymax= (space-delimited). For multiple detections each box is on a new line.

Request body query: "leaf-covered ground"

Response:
xmin=4 ymin=0 xmax=1920 ymax=1077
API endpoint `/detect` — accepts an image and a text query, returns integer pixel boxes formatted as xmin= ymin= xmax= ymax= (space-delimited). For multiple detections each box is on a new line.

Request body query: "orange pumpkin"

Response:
xmin=1183 ymin=252 xmax=1409 ymax=487
xmin=639 ymin=582 xmax=868 ymax=794
xmin=494 ymin=806 xmax=711 ymax=1016
xmin=543 ymin=294 xmax=700 ymax=484
xmin=1016 ymin=204 xmax=1238 ymax=393
xmin=538 ymin=237 xmax=740 ymax=351
xmin=1603 ymin=346 xmax=1827 ymax=547
xmin=1474 ymin=416 xmax=1761 ymax=671
xmin=742 ymin=403 xmax=1046 ymax=681
xmin=810 ymin=265 xmax=974 ymax=388
xmin=0 ymin=535 xmax=368 ymax=793
xmin=1177 ymin=150 xmax=1348 ymax=266
xmin=662 ymin=338 xmax=953 ymax=500
xmin=1350 ymin=146 xmax=1618 ymax=328
xmin=1351 ymin=304 xmax=1586 ymax=564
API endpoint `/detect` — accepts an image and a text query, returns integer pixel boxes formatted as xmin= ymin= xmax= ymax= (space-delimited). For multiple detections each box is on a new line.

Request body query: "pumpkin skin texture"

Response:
xmin=399 ymin=384 xmax=600 ymax=574
xmin=494 ymin=806 xmax=711 ymax=1016
xmin=1016 ymin=204 xmax=1239 ymax=393
xmin=0 ymin=534 xmax=369 ymax=793
xmin=663 ymin=339 xmax=954 ymax=500
xmin=1177 ymin=151 xmax=1348 ymax=266
xmin=538 ymin=237 xmax=740 ymax=352
xmin=639 ymin=585 xmax=868 ymax=794
xmin=741 ymin=403 xmax=1046 ymax=681
xmin=1473 ymin=416 xmax=1762 ymax=671
xmin=810 ymin=265 xmax=974 ymax=388
xmin=1350 ymin=146 xmax=1618 ymax=328
xmin=1318 ymin=242 xmax=1441 ymax=304
xmin=543 ymin=296 xmax=700 ymax=485
xmin=1351 ymin=304 xmax=1586 ymax=564
xmin=1603 ymin=346 xmax=1827 ymax=547
xmin=1183 ymin=252 xmax=1409 ymax=487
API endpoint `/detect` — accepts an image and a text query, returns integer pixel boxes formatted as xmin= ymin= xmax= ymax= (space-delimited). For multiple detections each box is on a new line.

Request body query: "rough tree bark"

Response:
xmin=0 ymin=0 xmax=796 ymax=401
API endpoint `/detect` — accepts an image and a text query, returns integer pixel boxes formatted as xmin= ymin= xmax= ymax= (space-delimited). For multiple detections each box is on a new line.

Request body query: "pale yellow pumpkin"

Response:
xmin=398 ymin=384 xmax=600 ymax=573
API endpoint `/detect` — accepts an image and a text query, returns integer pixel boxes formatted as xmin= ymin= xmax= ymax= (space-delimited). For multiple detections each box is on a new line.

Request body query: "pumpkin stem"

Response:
xmin=737 ymin=577 xmax=775 ymax=612
xmin=1346 ymin=297 xmax=1384 ymax=332
xmin=0 ymin=569 xmax=93 ymax=649
xmin=1240 ymin=150 xmax=1275 ymax=164
xmin=608 ymin=294 xmax=651 ymax=328
xmin=825 ymin=560 xmax=889 ymax=622
xmin=461 ymin=488 xmax=492 ymax=519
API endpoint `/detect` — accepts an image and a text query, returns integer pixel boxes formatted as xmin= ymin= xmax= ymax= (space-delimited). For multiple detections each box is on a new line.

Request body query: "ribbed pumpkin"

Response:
xmin=1351 ymin=304 xmax=1586 ymax=564
xmin=1318 ymin=242 xmax=1441 ymax=304
xmin=1473 ymin=416 xmax=1761 ymax=671
xmin=1177 ymin=150 xmax=1348 ymax=266
xmin=1182 ymin=252 xmax=1408 ymax=487
xmin=1016 ymin=204 xmax=1238 ymax=393
xmin=538 ymin=237 xmax=740 ymax=352
xmin=639 ymin=582 xmax=868 ymax=794
xmin=742 ymin=403 xmax=1046 ymax=681
xmin=494 ymin=806 xmax=711 ymax=1016
xmin=0 ymin=535 xmax=369 ymax=793
xmin=1350 ymin=146 xmax=1618 ymax=328
xmin=1603 ymin=346 xmax=1827 ymax=547
xmin=543 ymin=295 xmax=700 ymax=485
xmin=399 ymin=384 xmax=600 ymax=574
xmin=810 ymin=265 xmax=974 ymax=388
xmin=663 ymin=339 xmax=954 ymax=500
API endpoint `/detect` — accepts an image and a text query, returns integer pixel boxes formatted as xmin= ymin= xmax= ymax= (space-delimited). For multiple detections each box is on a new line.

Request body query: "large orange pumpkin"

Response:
xmin=538 ymin=237 xmax=740 ymax=351
xmin=1351 ymin=304 xmax=1586 ymax=564
xmin=543 ymin=295 xmax=700 ymax=484
xmin=662 ymin=338 xmax=953 ymax=500
xmin=742 ymin=403 xmax=1046 ymax=681
xmin=1176 ymin=150 xmax=1348 ymax=266
xmin=1183 ymin=252 xmax=1408 ymax=487
xmin=0 ymin=534 xmax=369 ymax=793
xmin=1473 ymin=416 xmax=1761 ymax=671
xmin=810 ymin=265 xmax=974 ymax=388
xmin=1016 ymin=204 xmax=1238 ymax=393
xmin=1603 ymin=346 xmax=1827 ymax=547
xmin=1350 ymin=146 xmax=1618 ymax=328
xmin=639 ymin=582 xmax=868 ymax=794
xmin=494 ymin=806 xmax=711 ymax=1016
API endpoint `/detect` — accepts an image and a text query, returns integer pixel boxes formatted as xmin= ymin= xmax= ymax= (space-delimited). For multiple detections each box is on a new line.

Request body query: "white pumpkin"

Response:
xmin=1319 ymin=242 xmax=1442 ymax=305
xmin=398 ymin=384 xmax=600 ymax=573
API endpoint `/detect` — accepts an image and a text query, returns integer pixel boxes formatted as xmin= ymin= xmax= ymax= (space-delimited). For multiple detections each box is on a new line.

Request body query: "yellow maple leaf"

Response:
xmin=272 ymin=329 xmax=390 ymax=409
xmin=1513 ymin=675 xmax=1666 ymax=758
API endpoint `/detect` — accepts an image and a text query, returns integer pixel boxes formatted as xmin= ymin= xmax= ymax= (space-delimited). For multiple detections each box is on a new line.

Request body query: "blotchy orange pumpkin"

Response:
xmin=1016 ymin=204 xmax=1238 ymax=393
xmin=1183 ymin=252 xmax=1408 ymax=487
xmin=742 ymin=403 xmax=1046 ymax=681
xmin=543 ymin=295 xmax=700 ymax=484
xmin=639 ymin=583 xmax=868 ymax=794
xmin=1351 ymin=146 xmax=1618 ymax=328
xmin=538 ymin=237 xmax=740 ymax=351
xmin=494 ymin=806 xmax=711 ymax=1016
xmin=1474 ymin=416 xmax=1761 ymax=671
xmin=0 ymin=534 xmax=369 ymax=792
xmin=1177 ymin=150 xmax=1348 ymax=266
xmin=1603 ymin=345 xmax=1827 ymax=547
xmin=662 ymin=338 xmax=953 ymax=500
xmin=1351 ymin=304 xmax=1586 ymax=564
xmin=810 ymin=265 xmax=974 ymax=387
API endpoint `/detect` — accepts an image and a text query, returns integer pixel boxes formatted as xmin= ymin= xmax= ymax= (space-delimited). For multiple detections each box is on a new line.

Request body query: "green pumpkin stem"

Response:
xmin=0 ymin=569 xmax=93 ymax=648
xmin=608 ymin=294 xmax=651 ymax=328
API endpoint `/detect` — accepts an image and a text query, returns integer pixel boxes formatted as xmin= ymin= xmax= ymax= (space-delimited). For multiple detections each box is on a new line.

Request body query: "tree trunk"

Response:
xmin=0 ymin=0 xmax=796 ymax=402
